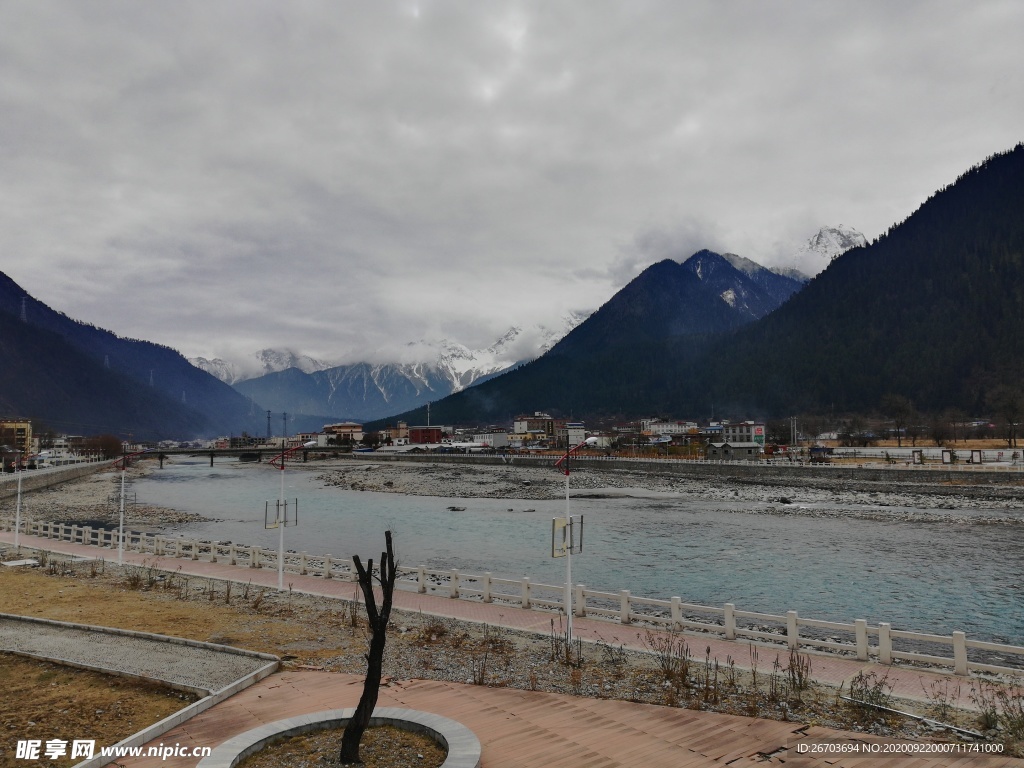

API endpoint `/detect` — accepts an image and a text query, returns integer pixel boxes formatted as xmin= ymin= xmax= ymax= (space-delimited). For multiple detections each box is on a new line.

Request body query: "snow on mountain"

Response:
xmin=190 ymin=349 xmax=334 ymax=384
xmin=801 ymin=225 xmax=868 ymax=263
xmin=188 ymin=356 xmax=247 ymax=385
xmin=253 ymin=348 xmax=334 ymax=376
xmin=200 ymin=315 xmax=591 ymax=421
xmin=680 ymin=250 xmax=806 ymax=321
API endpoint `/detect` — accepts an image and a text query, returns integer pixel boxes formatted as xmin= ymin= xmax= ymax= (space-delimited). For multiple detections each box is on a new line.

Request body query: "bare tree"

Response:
xmin=881 ymin=394 xmax=914 ymax=448
xmin=340 ymin=531 xmax=398 ymax=765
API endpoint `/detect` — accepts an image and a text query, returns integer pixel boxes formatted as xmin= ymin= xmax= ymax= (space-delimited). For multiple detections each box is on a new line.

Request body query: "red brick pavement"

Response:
xmin=0 ymin=530 xmax=991 ymax=705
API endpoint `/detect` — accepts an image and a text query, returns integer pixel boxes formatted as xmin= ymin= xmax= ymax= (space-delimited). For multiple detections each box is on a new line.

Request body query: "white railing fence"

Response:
xmin=2 ymin=516 xmax=1022 ymax=677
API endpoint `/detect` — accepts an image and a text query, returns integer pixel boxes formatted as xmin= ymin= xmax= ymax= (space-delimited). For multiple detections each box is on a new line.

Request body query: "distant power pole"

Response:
xmin=282 ymin=412 xmax=288 ymax=440
xmin=266 ymin=410 xmax=272 ymax=439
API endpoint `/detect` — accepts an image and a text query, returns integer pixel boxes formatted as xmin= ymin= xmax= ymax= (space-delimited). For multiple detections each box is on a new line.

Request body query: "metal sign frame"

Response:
xmin=551 ymin=515 xmax=583 ymax=558
xmin=265 ymin=498 xmax=299 ymax=529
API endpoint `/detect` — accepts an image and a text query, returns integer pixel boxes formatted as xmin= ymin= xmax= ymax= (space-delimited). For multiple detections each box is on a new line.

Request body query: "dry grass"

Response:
xmin=0 ymin=654 xmax=196 ymax=768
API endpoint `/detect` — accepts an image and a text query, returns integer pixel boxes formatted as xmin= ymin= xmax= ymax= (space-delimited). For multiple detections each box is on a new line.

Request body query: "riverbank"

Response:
xmin=3 ymin=463 xmax=206 ymax=527
xmin=317 ymin=458 xmax=1024 ymax=526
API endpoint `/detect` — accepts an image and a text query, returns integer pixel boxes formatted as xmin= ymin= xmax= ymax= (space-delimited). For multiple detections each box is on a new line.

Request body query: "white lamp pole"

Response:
xmin=269 ymin=440 xmax=316 ymax=591
xmin=277 ymin=447 xmax=286 ymax=591
xmin=14 ymin=462 xmax=22 ymax=550
xmin=115 ymin=447 xmax=150 ymax=564
xmin=118 ymin=445 xmax=129 ymax=564
xmin=556 ymin=436 xmax=597 ymax=645
xmin=118 ymin=463 xmax=126 ymax=564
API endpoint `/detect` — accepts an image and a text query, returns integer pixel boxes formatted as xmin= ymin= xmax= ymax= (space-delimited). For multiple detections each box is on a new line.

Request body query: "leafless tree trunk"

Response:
xmin=339 ymin=530 xmax=397 ymax=765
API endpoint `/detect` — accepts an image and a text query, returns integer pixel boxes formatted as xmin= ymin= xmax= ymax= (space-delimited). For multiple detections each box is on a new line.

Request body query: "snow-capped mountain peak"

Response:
xmin=190 ymin=348 xmax=334 ymax=384
xmin=803 ymin=225 xmax=868 ymax=262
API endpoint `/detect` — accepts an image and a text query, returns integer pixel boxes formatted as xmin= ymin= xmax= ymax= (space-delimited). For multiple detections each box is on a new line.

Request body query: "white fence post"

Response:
xmin=417 ymin=565 xmax=426 ymax=593
xmin=953 ymin=631 xmax=968 ymax=675
xmin=574 ymin=584 xmax=586 ymax=617
xmin=450 ymin=568 xmax=460 ymax=598
xmin=787 ymin=610 xmax=799 ymax=649
xmin=620 ymin=590 xmax=631 ymax=624
xmin=210 ymin=543 xmax=218 ymax=563
xmin=724 ymin=603 xmax=737 ymax=639
xmin=483 ymin=572 xmax=492 ymax=603
xmin=670 ymin=597 xmax=682 ymax=627
xmin=521 ymin=577 xmax=531 ymax=608
xmin=323 ymin=554 xmax=333 ymax=579
xmin=190 ymin=539 xmax=199 ymax=560
xmin=855 ymin=619 xmax=868 ymax=660
xmin=878 ymin=622 xmax=892 ymax=664
xmin=83 ymin=526 xmax=92 ymax=546
xmin=299 ymin=551 xmax=308 ymax=575
xmin=349 ymin=557 xmax=359 ymax=582
xmin=229 ymin=543 xmax=237 ymax=566
xmin=251 ymin=546 xmax=260 ymax=568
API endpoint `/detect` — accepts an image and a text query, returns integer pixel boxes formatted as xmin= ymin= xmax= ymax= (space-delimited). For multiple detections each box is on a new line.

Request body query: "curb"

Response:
xmin=196 ymin=708 xmax=481 ymax=768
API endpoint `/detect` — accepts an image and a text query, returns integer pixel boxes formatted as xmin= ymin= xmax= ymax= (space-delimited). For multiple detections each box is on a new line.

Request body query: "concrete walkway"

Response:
xmin=0 ymin=614 xmax=271 ymax=694
xmin=3 ymin=532 xmax=1023 ymax=767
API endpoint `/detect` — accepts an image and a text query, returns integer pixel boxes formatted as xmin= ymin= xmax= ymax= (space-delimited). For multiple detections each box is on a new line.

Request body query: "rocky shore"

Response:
xmin=4 ymin=464 xmax=205 ymax=527
xmin=317 ymin=459 xmax=1024 ymax=526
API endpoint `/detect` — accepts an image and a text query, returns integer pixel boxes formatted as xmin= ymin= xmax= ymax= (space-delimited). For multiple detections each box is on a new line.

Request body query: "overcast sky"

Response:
xmin=1 ymin=1 xmax=1021 ymax=366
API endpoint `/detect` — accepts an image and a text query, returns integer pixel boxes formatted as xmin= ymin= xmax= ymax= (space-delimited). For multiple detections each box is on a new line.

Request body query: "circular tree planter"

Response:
xmin=196 ymin=707 xmax=481 ymax=768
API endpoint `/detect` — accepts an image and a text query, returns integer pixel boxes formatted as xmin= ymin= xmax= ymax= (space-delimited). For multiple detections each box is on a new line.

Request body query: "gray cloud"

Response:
xmin=1 ymin=1 xmax=1021 ymax=364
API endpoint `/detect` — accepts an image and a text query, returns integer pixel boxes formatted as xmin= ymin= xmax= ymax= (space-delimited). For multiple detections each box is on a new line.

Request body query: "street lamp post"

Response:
xmin=13 ymin=456 xmax=23 ymax=550
xmin=268 ymin=440 xmax=317 ymax=591
xmin=553 ymin=436 xmax=597 ymax=644
xmin=112 ymin=447 xmax=152 ymax=564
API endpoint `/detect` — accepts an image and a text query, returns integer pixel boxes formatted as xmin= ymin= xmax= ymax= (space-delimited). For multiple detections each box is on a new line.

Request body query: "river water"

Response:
xmin=133 ymin=458 xmax=1023 ymax=646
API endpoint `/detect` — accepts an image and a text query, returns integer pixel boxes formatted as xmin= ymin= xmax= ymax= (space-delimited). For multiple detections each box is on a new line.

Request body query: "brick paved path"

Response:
xmin=4 ymin=531 xmax=1023 ymax=767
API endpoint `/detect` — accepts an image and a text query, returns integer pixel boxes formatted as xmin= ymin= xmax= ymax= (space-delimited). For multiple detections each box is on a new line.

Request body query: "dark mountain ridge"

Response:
xmin=369 ymin=249 xmax=807 ymax=427
xmin=0 ymin=273 xmax=263 ymax=438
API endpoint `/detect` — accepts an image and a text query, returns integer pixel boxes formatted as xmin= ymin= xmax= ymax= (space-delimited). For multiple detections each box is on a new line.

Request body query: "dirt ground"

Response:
xmin=0 ymin=653 xmax=196 ymax=768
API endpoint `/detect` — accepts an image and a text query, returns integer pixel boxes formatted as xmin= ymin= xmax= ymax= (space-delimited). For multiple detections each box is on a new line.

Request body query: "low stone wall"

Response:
xmin=0 ymin=463 xmax=105 ymax=501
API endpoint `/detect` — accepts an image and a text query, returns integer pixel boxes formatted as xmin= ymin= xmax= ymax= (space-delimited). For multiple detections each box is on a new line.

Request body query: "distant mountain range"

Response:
xmin=368 ymin=144 xmax=1024 ymax=428
xmin=201 ymin=315 xmax=587 ymax=423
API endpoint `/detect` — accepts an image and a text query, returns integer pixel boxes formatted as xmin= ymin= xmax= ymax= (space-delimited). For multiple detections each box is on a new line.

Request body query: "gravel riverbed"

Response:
xmin=318 ymin=459 xmax=1024 ymax=526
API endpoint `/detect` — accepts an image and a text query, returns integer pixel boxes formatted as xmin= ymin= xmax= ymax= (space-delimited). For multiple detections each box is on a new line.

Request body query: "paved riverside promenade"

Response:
xmin=3 ymin=530 xmax=1022 ymax=767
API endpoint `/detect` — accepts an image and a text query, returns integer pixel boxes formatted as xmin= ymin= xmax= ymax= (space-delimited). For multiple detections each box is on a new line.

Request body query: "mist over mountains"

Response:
xmin=370 ymin=145 xmax=1024 ymax=429
xmin=210 ymin=316 xmax=588 ymax=423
